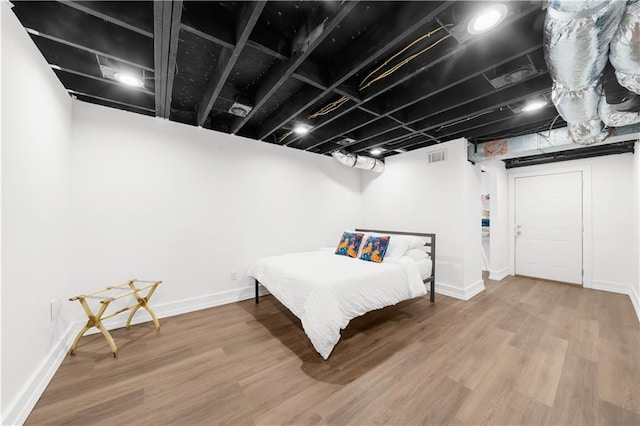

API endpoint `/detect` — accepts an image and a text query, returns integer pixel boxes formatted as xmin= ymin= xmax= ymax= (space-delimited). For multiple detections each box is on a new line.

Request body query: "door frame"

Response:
xmin=508 ymin=165 xmax=592 ymax=288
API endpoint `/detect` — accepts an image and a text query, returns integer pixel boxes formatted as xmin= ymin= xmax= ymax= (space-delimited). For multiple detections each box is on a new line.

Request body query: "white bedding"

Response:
xmin=247 ymin=250 xmax=427 ymax=359
xmin=416 ymin=258 xmax=433 ymax=280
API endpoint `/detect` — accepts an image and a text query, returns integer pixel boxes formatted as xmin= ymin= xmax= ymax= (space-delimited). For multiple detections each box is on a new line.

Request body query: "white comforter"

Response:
xmin=247 ymin=249 xmax=427 ymax=359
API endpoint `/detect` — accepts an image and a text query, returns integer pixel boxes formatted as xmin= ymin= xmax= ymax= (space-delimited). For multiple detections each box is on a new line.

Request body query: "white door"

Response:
xmin=515 ymin=171 xmax=583 ymax=284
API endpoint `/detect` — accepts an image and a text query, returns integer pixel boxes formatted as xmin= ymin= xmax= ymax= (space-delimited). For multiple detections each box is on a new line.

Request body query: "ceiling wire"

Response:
xmin=302 ymin=26 xmax=449 ymax=126
xmin=308 ymin=96 xmax=349 ymax=120
xmin=359 ymin=28 xmax=449 ymax=91
xmin=436 ymin=110 xmax=495 ymax=132
xmin=278 ymin=129 xmax=295 ymax=143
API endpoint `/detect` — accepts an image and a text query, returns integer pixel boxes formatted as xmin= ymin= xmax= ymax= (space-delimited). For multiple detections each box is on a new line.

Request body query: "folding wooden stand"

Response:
xmin=69 ymin=279 xmax=162 ymax=357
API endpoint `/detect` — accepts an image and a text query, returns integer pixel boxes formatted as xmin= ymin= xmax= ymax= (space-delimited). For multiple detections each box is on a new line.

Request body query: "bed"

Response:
xmin=248 ymin=229 xmax=436 ymax=359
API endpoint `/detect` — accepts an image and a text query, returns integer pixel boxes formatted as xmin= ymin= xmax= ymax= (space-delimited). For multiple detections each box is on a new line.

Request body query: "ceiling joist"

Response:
xmin=261 ymin=1 xmax=455 ymax=145
xmin=230 ymin=1 xmax=360 ymax=134
xmin=300 ymin=13 xmax=545 ymax=152
xmin=153 ymin=0 xmax=183 ymax=118
xmin=56 ymin=1 xmax=153 ymax=38
xmin=197 ymin=1 xmax=266 ymax=126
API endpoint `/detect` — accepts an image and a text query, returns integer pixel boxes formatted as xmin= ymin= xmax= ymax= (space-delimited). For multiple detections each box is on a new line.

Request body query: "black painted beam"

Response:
xmin=58 ymin=1 xmax=153 ymax=38
xmin=230 ymin=1 xmax=359 ymax=134
xmin=153 ymin=1 xmax=182 ymax=118
xmin=27 ymin=30 xmax=152 ymax=71
xmin=259 ymin=1 xmax=453 ymax=144
xmin=409 ymin=74 xmax=552 ymax=133
xmin=197 ymin=1 xmax=266 ymax=126
xmin=287 ymin=4 xmax=543 ymax=150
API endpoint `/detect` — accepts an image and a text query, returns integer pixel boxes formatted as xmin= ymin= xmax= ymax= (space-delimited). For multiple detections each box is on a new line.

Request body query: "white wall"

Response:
xmin=361 ymin=139 xmax=484 ymax=300
xmin=1 ymin=1 xmax=73 ymax=422
xmin=508 ymin=154 xmax=636 ymax=300
xmin=69 ymin=101 xmax=362 ymax=323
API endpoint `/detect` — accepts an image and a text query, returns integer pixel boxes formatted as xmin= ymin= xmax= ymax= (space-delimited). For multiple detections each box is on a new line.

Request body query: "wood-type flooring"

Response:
xmin=26 ymin=274 xmax=640 ymax=425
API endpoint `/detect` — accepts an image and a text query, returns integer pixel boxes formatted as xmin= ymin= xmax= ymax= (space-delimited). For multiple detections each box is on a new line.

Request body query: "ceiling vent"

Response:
xmin=488 ymin=64 xmax=538 ymax=89
xmin=428 ymin=149 xmax=447 ymax=164
xmin=228 ymin=102 xmax=253 ymax=118
xmin=336 ymin=137 xmax=356 ymax=146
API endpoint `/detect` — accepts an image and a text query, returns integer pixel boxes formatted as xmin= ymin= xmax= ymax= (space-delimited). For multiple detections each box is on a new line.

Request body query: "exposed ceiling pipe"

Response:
xmin=332 ymin=150 xmax=385 ymax=173
xmin=544 ymin=0 xmax=627 ymax=144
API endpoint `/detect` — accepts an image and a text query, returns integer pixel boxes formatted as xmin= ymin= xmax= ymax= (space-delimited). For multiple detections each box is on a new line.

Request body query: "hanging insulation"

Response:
xmin=332 ymin=150 xmax=385 ymax=173
xmin=544 ymin=0 xmax=626 ymax=144
xmin=610 ymin=0 xmax=640 ymax=94
xmin=598 ymin=96 xmax=640 ymax=126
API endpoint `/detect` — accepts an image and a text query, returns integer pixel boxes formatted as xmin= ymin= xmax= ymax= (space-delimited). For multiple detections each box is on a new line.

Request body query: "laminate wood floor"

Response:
xmin=26 ymin=275 xmax=640 ymax=425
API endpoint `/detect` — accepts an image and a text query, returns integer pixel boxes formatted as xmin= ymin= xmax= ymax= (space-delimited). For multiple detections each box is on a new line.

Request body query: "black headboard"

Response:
xmin=355 ymin=229 xmax=436 ymax=303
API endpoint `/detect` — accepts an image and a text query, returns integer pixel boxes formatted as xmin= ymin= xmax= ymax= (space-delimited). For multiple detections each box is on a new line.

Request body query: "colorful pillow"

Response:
xmin=359 ymin=235 xmax=390 ymax=263
xmin=335 ymin=232 xmax=364 ymax=258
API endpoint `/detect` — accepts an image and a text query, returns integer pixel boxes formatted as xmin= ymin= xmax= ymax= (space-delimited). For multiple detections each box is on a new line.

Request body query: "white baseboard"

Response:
xmin=592 ymin=280 xmax=640 ymax=323
xmin=436 ymin=279 xmax=485 ymax=301
xmin=2 ymin=284 xmax=267 ymax=426
xmin=592 ymin=280 xmax=630 ymax=295
xmin=630 ymin=284 xmax=640 ymax=323
xmin=2 ymin=323 xmax=77 ymax=426
xmin=489 ymin=267 xmax=509 ymax=281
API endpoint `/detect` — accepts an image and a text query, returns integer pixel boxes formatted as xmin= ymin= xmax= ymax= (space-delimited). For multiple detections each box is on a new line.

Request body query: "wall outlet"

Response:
xmin=50 ymin=297 xmax=61 ymax=321
xmin=230 ymin=271 xmax=237 ymax=281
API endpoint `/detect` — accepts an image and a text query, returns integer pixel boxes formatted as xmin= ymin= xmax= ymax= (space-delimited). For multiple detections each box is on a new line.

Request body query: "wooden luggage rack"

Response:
xmin=69 ymin=279 xmax=162 ymax=357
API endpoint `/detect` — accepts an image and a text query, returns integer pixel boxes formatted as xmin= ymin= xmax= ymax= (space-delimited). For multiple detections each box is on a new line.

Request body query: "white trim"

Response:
xmin=489 ymin=267 xmax=509 ymax=281
xmin=630 ymin=284 xmax=640 ymax=322
xmin=591 ymin=280 xmax=640 ymax=323
xmin=1 ymin=323 xmax=77 ymax=426
xmin=1 ymin=284 xmax=268 ymax=426
xmin=591 ymin=280 xmax=631 ymax=295
xmin=436 ymin=280 xmax=485 ymax=301
xmin=508 ymin=165 xmax=593 ymax=288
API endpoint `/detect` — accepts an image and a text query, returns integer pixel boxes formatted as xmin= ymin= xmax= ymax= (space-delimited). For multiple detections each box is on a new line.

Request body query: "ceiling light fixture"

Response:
xmin=467 ymin=4 xmax=508 ymax=35
xmin=113 ymin=72 xmax=144 ymax=88
xmin=293 ymin=124 xmax=311 ymax=135
xmin=370 ymin=148 xmax=385 ymax=156
xmin=522 ymin=100 xmax=548 ymax=112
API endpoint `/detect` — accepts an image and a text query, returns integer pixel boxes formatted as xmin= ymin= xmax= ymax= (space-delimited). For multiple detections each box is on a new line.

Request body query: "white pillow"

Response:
xmin=410 ymin=237 xmax=428 ymax=249
xmin=405 ymin=248 xmax=431 ymax=260
xmin=383 ymin=235 xmax=412 ymax=260
xmin=353 ymin=231 xmax=427 ymax=260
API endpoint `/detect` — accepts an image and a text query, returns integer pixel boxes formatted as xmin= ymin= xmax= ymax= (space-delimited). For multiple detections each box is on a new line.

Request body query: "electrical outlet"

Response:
xmin=50 ymin=297 xmax=61 ymax=321
xmin=231 ymin=271 xmax=237 ymax=281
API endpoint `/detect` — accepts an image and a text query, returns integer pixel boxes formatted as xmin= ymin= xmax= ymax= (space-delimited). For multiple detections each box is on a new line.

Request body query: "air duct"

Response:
xmin=332 ymin=150 xmax=385 ymax=173
xmin=610 ymin=0 xmax=640 ymax=94
xmin=544 ymin=0 xmax=627 ymax=144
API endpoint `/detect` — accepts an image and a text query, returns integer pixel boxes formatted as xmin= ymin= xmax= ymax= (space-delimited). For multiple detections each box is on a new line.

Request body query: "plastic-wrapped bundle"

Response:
xmin=544 ymin=0 xmax=626 ymax=144
xmin=610 ymin=0 xmax=640 ymax=94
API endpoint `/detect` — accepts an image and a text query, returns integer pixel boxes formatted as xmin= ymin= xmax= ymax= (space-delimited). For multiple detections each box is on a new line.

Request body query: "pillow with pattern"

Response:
xmin=359 ymin=235 xmax=390 ymax=263
xmin=335 ymin=232 xmax=365 ymax=258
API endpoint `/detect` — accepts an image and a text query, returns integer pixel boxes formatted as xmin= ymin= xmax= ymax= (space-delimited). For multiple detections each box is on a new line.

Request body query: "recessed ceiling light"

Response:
xmin=293 ymin=125 xmax=311 ymax=135
xmin=113 ymin=72 xmax=144 ymax=88
xmin=522 ymin=100 xmax=548 ymax=112
xmin=467 ymin=4 xmax=508 ymax=35
xmin=370 ymin=148 xmax=385 ymax=156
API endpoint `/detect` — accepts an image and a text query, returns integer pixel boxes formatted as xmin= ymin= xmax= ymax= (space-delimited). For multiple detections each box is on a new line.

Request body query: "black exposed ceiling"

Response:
xmin=11 ymin=0 xmax=567 ymax=159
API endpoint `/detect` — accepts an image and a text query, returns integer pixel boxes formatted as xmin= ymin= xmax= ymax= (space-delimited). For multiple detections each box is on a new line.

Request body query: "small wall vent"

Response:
xmin=428 ymin=149 xmax=447 ymax=164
